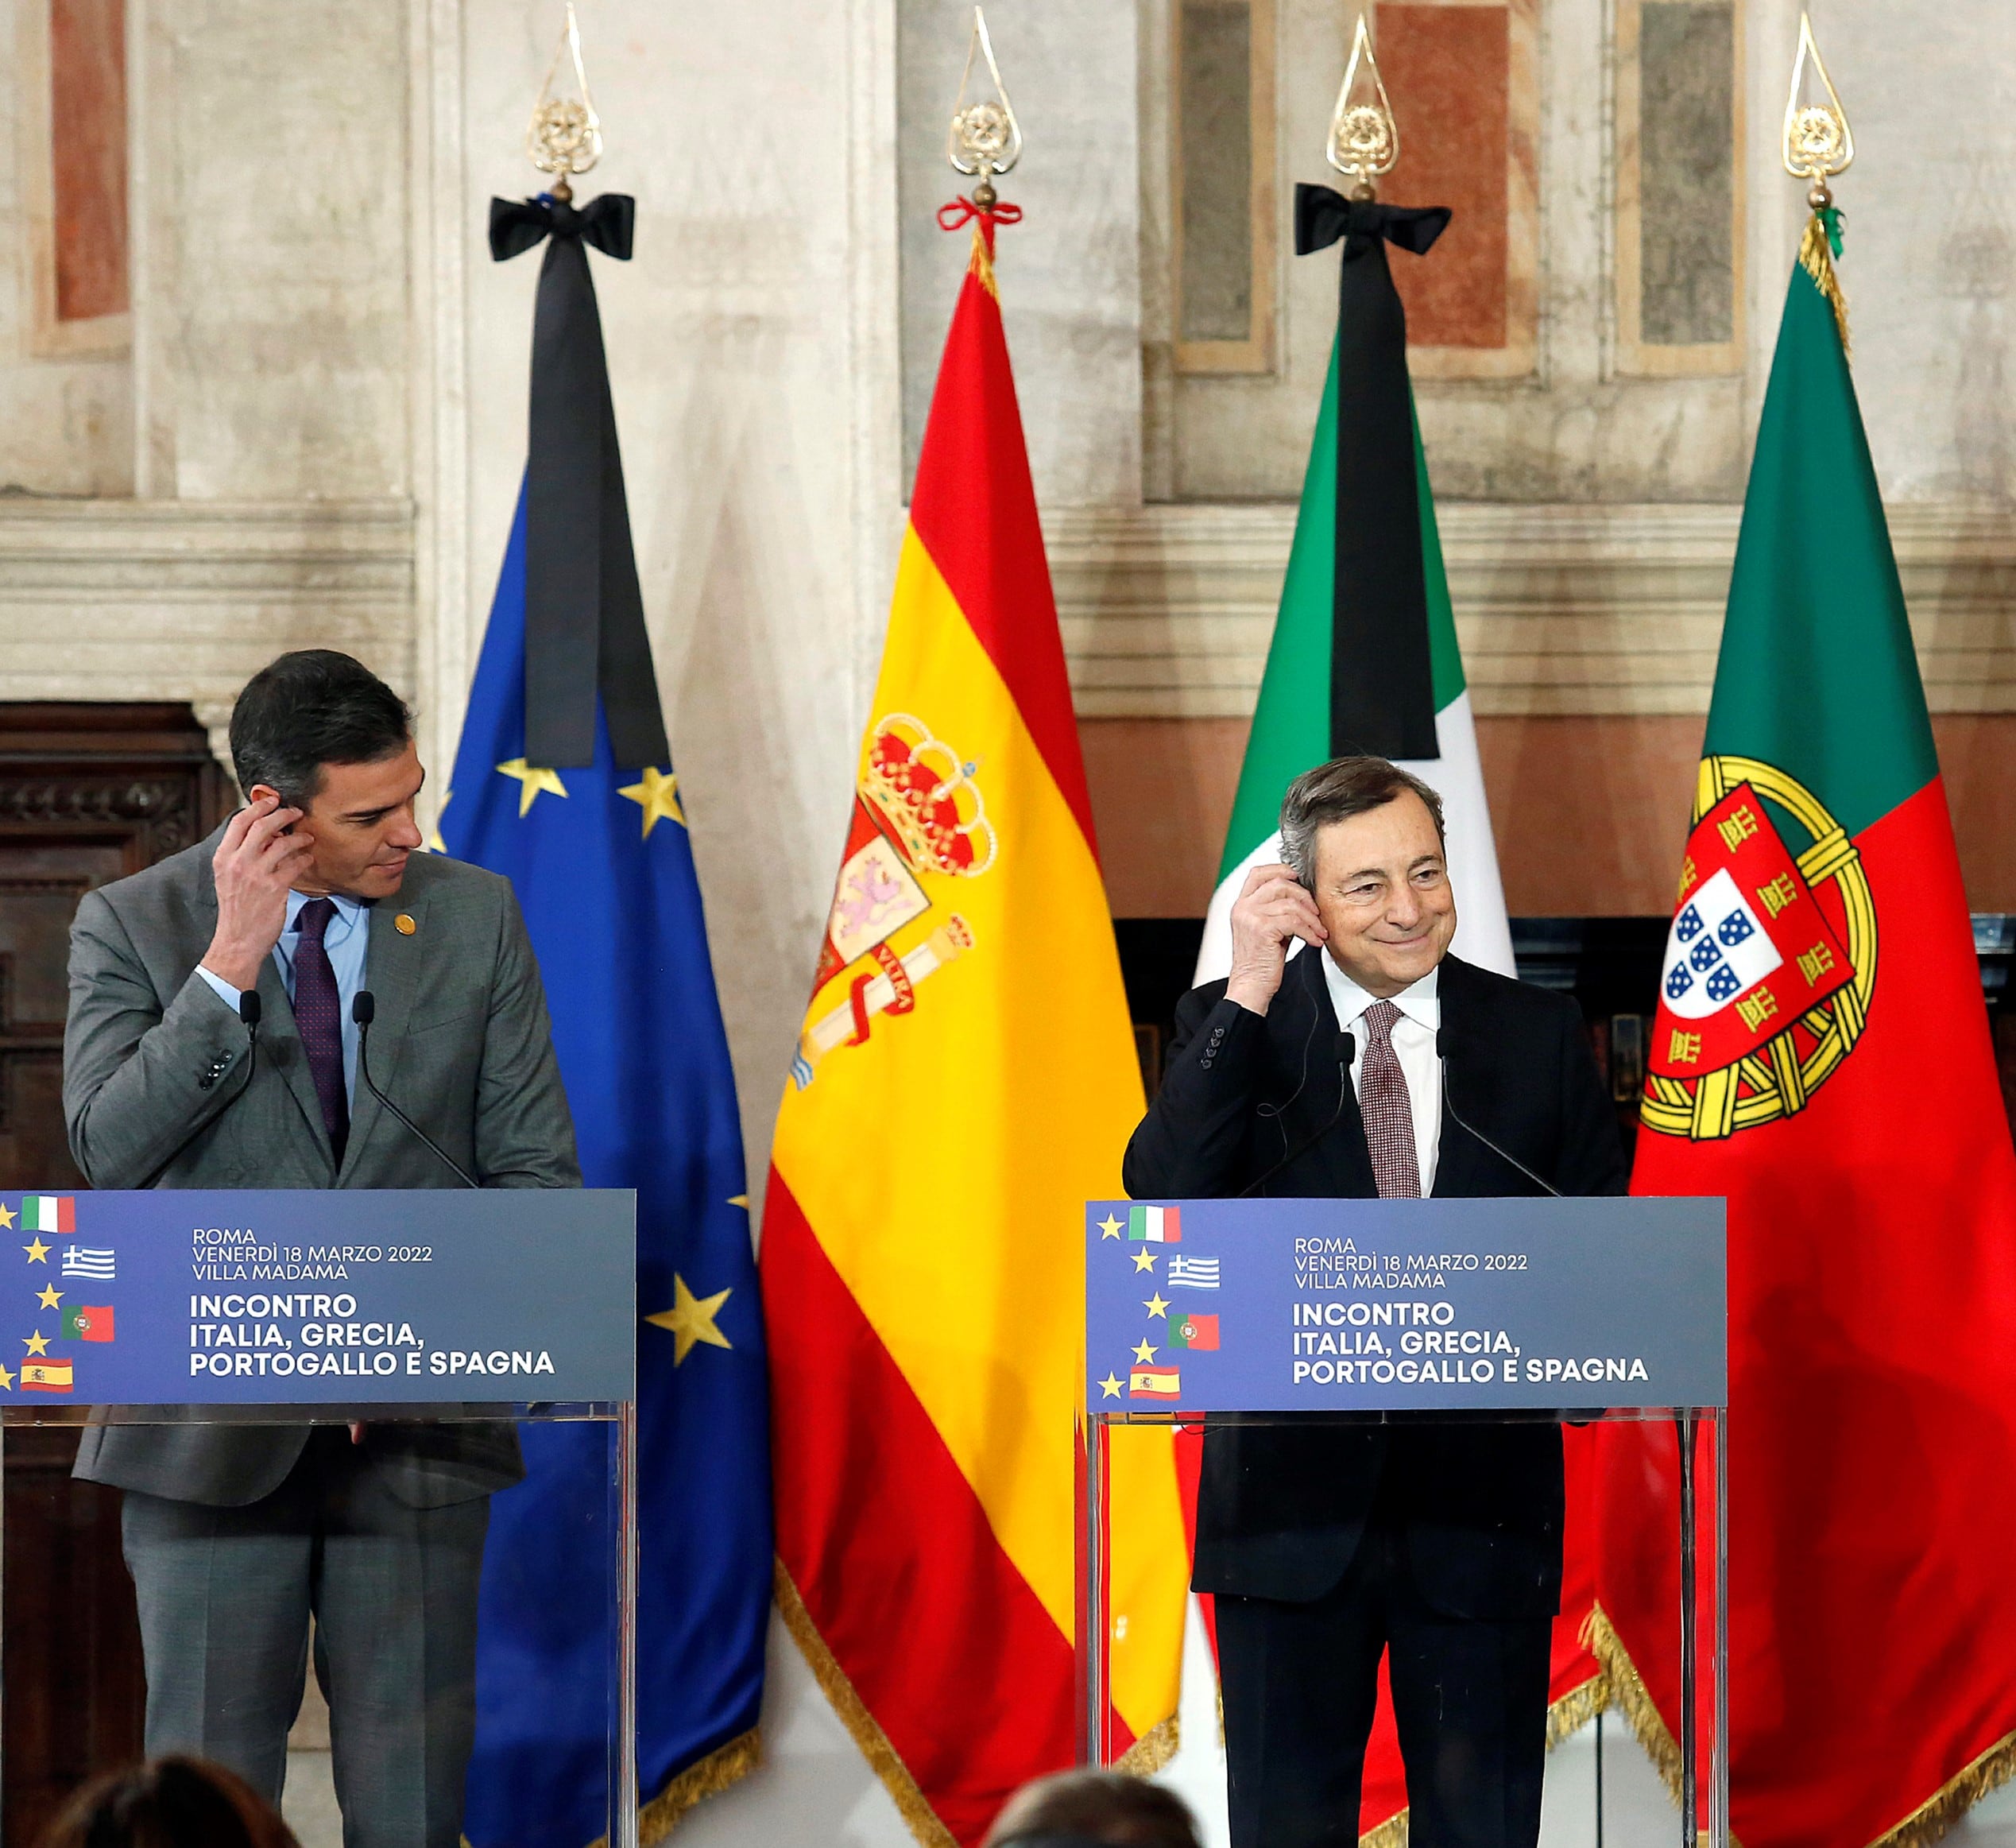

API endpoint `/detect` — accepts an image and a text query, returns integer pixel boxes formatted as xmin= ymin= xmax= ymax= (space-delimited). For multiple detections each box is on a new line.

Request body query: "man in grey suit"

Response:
xmin=64 ymin=649 xmax=580 ymax=1848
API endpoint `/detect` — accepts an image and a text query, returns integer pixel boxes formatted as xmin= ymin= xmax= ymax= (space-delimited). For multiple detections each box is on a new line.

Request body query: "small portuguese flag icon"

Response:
xmin=1595 ymin=203 xmax=2016 ymax=1841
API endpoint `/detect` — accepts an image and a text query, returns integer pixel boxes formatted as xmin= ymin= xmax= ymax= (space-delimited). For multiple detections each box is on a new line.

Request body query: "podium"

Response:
xmin=1083 ymin=1195 xmax=1728 ymax=1848
xmin=0 ymin=1187 xmax=639 ymax=1848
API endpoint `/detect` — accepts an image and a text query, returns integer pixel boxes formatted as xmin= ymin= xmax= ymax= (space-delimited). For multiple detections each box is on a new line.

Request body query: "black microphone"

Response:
xmin=235 ymin=988 xmax=261 ymax=1092
xmin=1240 ymin=1036 xmax=1356 ymax=1198
xmin=352 ymin=991 xmax=478 ymax=1189
xmin=1436 ymin=1027 xmax=1561 ymax=1198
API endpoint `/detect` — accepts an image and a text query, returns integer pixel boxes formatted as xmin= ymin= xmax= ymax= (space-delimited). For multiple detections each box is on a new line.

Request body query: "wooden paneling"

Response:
xmin=0 ymin=703 xmax=230 ymax=1848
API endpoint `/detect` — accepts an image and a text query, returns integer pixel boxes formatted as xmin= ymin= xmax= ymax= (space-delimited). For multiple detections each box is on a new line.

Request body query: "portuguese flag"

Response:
xmin=1195 ymin=185 xmax=1512 ymax=985
xmin=1594 ymin=211 xmax=2016 ymax=1843
xmin=760 ymin=203 xmax=1189 ymax=1844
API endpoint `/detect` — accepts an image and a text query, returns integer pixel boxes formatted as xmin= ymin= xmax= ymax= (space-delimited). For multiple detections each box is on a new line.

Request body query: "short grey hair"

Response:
xmin=1279 ymin=755 xmax=1446 ymax=884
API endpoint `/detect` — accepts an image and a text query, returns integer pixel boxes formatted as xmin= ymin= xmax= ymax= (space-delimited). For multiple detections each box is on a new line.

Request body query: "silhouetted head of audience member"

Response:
xmin=36 ymin=1757 xmax=300 ymax=1848
xmin=984 ymin=1769 xmax=1203 ymax=1848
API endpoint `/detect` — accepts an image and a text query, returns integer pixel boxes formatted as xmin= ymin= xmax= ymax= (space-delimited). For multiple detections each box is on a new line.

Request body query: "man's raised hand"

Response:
xmin=1225 ymin=862 xmax=1327 ymax=1017
xmin=201 ymin=795 xmax=310 ymax=994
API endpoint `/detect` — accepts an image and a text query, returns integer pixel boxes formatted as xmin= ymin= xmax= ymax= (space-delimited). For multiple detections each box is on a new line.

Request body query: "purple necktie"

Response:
xmin=1360 ymin=1000 xmax=1421 ymax=1199
xmin=293 ymin=898 xmax=348 ymax=1165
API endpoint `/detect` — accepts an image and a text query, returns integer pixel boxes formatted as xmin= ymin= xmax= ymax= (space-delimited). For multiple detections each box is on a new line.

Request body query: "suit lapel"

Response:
xmin=193 ymin=839 xmax=332 ymax=1160
xmin=340 ymin=865 xmax=433 ymax=1182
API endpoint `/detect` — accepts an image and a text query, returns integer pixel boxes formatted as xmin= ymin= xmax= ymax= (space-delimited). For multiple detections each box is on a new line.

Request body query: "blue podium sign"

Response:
xmin=3 ymin=1188 xmax=634 ymax=1406
xmin=1087 ymin=1195 xmax=1724 ymax=1413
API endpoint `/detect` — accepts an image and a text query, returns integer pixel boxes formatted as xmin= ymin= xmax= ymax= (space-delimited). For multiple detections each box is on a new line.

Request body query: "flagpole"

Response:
xmin=520 ymin=13 xmax=641 ymax=1838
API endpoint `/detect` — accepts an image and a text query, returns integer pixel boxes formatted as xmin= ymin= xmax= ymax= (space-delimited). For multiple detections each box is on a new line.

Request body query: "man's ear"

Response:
xmin=246 ymin=782 xmax=284 ymax=808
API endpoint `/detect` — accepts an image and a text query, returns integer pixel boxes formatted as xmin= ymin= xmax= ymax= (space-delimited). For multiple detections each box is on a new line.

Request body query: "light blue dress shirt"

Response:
xmin=198 ymin=890 xmax=372 ymax=1105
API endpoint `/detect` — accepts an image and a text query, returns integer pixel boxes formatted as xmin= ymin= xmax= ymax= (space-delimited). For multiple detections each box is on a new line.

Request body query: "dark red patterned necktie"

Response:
xmin=293 ymin=897 xmax=348 ymax=1165
xmin=1360 ymin=1000 xmax=1421 ymax=1199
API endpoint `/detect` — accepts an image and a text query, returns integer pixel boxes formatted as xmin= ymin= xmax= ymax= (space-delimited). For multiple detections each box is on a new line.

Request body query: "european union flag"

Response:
xmin=451 ymin=190 xmax=770 ymax=1847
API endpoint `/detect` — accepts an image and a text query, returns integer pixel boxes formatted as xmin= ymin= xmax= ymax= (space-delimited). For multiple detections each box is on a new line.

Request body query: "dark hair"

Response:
xmin=229 ymin=650 xmax=412 ymax=808
xmin=1279 ymin=754 xmax=1445 ymax=883
xmin=35 ymin=1757 xmax=300 ymax=1848
xmin=985 ymin=1771 xmax=1201 ymax=1848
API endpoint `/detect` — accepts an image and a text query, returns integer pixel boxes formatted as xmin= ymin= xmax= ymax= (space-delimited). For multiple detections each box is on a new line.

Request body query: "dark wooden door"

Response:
xmin=0 ymin=704 xmax=230 ymax=1846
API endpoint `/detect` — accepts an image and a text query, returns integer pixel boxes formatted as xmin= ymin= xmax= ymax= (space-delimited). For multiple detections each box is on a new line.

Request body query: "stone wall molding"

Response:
xmin=0 ymin=498 xmax=416 ymax=766
xmin=1051 ymin=499 xmax=2016 ymax=718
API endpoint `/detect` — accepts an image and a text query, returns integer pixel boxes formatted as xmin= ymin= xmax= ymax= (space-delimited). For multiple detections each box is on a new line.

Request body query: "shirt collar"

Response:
xmin=1321 ymin=953 xmax=1441 ymax=1033
xmin=285 ymin=888 xmax=367 ymax=931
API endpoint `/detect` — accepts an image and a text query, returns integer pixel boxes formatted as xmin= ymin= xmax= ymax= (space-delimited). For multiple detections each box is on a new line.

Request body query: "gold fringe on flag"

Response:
xmin=1585 ymin=1604 xmax=1684 ymax=1801
xmin=637 ymin=1730 xmax=762 ymax=1845
xmin=1798 ymin=211 xmax=1851 ymax=358
xmin=1546 ymin=1667 xmax=1612 ymax=1750
xmin=1355 ymin=1656 xmax=1616 ymax=1847
xmin=1586 ymin=1604 xmax=1751 ymax=1848
xmin=1115 ymin=1714 xmax=1181 ymax=1776
xmin=774 ymin=1559 xmax=958 ymax=1848
xmin=1867 ymin=1726 xmax=2016 ymax=1848
xmin=1361 ymin=1808 xmax=1410 ymax=1848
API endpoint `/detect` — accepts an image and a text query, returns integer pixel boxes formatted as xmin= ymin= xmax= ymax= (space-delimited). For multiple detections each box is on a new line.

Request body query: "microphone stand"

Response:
xmin=1435 ymin=1030 xmax=1561 ymax=1199
xmin=351 ymin=990 xmax=479 ymax=1189
xmin=1240 ymin=1039 xmax=1356 ymax=1198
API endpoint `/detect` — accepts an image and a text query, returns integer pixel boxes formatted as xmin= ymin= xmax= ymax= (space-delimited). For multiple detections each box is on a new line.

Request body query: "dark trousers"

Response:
xmin=121 ymin=1427 xmax=489 ymax=1848
xmin=1217 ymin=1517 xmax=1552 ymax=1848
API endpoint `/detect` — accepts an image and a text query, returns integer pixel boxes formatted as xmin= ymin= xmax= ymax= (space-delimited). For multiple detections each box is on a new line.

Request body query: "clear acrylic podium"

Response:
xmin=2 ymin=1400 xmax=639 ymax=1848
xmin=1082 ymin=1196 xmax=1729 ymax=1848
xmin=0 ymin=1187 xmax=638 ymax=1848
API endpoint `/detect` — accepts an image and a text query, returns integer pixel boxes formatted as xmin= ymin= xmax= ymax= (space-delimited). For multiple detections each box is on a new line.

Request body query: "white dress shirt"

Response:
xmin=196 ymin=890 xmax=372 ymax=1106
xmin=1321 ymin=956 xmax=1441 ymax=1195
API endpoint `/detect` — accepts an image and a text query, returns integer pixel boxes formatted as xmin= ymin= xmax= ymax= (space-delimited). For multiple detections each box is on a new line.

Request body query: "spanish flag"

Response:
xmin=762 ymin=200 xmax=1188 ymax=1844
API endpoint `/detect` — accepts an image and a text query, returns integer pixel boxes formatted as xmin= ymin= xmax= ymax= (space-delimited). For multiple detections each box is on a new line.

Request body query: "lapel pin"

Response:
xmin=394 ymin=913 xmax=417 ymax=936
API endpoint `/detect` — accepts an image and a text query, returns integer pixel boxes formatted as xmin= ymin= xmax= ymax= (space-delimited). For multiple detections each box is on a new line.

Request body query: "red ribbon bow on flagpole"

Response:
xmin=937 ymin=194 xmax=1024 ymax=257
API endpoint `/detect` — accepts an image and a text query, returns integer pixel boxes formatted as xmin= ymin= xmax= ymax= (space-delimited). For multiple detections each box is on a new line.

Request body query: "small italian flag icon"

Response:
xmin=21 ymin=1195 xmax=74 ymax=1234
xmin=1127 ymin=1204 xmax=1181 ymax=1243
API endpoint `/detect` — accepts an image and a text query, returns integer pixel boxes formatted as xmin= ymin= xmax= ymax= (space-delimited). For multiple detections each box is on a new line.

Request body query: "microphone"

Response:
xmin=352 ymin=991 xmax=478 ymax=1189
xmin=1240 ymin=1036 xmax=1356 ymax=1198
xmin=1435 ymin=1028 xmax=1561 ymax=1198
xmin=236 ymin=987 xmax=261 ymax=1091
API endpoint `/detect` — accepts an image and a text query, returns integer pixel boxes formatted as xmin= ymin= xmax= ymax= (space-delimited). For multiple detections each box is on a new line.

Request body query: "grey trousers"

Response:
xmin=121 ymin=1426 xmax=489 ymax=1848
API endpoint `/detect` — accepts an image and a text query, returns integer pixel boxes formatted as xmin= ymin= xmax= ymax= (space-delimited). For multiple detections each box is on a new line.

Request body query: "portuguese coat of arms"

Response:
xmin=1642 ymin=756 xmax=1875 ymax=1141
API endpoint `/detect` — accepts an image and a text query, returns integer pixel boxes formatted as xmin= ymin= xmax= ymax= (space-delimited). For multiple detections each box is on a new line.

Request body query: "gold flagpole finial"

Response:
xmin=948 ymin=6 xmax=1023 ymax=211
xmin=1783 ymin=12 xmax=1852 ymax=354
xmin=1328 ymin=14 xmax=1399 ymax=201
xmin=528 ymin=2 xmax=602 ymax=203
xmin=1782 ymin=10 xmax=1852 ymax=209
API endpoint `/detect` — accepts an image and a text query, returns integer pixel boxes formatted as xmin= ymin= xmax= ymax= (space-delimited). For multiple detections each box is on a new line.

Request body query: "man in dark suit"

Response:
xmin=64 ymin=650 xmax=580 ymax=1848
xmin=1124 ymin=755 xmax=1627 ymax=1848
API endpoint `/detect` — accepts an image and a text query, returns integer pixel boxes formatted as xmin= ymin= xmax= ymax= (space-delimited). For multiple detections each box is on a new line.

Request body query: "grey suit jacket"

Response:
xmin=64 ymin=822 xmax=582 ymax=1509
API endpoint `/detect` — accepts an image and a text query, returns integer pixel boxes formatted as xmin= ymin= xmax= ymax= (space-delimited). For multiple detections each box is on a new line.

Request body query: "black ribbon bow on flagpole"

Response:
xmin=489 ymin=192 xmax=669 ymax=770
xmin=1294 ymin=181 xmax=1452 ymax=764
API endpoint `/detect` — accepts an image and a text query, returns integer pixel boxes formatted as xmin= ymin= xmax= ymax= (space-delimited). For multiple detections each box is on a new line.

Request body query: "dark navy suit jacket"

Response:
xmin=1122 ymin=946 xmax=1629 ymax=1618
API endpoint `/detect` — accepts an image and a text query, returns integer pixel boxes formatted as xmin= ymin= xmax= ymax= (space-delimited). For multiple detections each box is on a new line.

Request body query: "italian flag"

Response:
xmin=1183 ymin=196 xmax=1591 ymax=1847
xmin=1194 ymin=346 xmax=1514 ymax=984
xmin=21 ymin=1195 xmax=73 ymax=1234
xmin=1594 ymin=209 xmax=2016 ymax=1844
